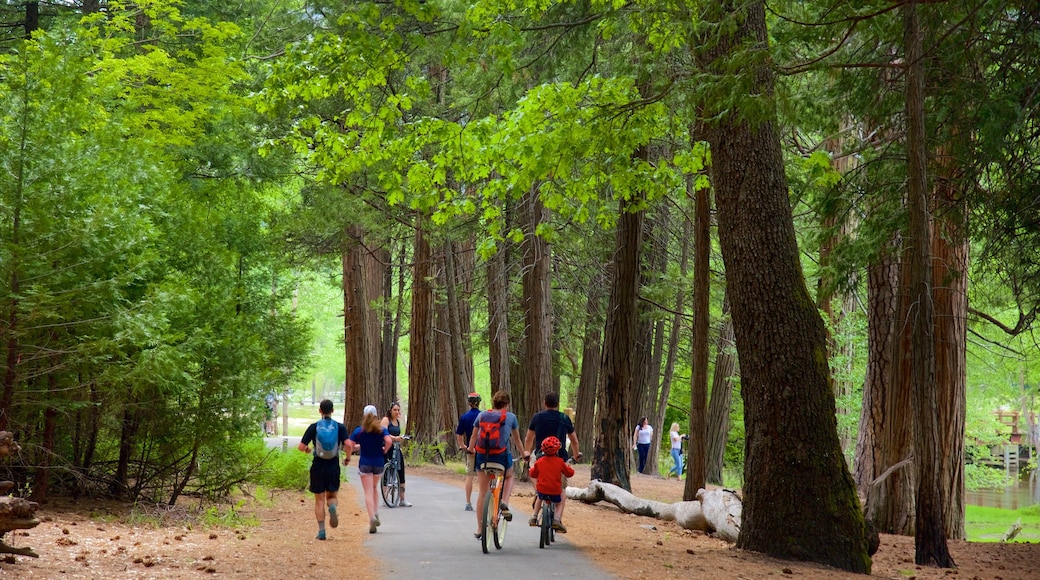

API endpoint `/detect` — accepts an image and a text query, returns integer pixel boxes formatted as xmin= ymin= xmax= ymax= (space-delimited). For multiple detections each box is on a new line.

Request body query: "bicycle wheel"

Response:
xmin=481 ymin=488 xmax=494 ymax=554
xmin=549 ymin=503 xmax=556 ymax=543
xmin=492 ymin=480 xmax=507 ymax=550
xmin=381 ymin=464 xmax=400 ymax=508
xmin=539 ymin=502 xmax=551 ymax=549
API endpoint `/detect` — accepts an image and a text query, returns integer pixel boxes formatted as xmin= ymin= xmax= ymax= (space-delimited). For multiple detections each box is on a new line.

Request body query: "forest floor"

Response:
xmin=3 ymin=462 xmax=1040 ymax=579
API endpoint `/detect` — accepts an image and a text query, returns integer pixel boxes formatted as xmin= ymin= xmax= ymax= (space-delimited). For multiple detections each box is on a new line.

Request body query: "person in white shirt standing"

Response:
xmin=632 ymin=417 xmax=653 ymax=474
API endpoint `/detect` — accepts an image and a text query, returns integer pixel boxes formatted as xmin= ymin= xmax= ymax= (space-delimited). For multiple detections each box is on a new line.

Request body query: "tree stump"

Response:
xmin=567 ymin=479 xmax=743 ymax=542
xmin=0 ymin=431 xmax=39 ymax=558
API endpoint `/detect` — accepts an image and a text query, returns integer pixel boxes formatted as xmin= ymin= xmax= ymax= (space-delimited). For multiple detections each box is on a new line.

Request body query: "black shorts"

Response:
xmin=309 ymin=459 xmax=341 ymax=494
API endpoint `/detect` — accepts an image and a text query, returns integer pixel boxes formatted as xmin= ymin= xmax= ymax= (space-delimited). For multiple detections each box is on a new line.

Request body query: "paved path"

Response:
xmin=264 ymin=436 xmax=301 ymax=451
xmin=346 ymin=471 xmax=611 ymax=579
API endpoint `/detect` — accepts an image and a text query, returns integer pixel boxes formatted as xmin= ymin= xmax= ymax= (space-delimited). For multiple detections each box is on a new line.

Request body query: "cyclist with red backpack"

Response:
xmin=466 ymin=390 xmax=528 ymax=539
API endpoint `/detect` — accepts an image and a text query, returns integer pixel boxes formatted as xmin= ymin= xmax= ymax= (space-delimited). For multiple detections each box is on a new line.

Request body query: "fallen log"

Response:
xmin=567 ymin=479 xmax=742 ymax=542
xmin=0 ymin=431 xmax=40 ymax=558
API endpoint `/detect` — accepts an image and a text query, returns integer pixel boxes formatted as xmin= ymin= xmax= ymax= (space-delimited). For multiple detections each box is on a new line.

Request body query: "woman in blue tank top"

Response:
xmin=380 ymin=402 xmax=411 ymax=506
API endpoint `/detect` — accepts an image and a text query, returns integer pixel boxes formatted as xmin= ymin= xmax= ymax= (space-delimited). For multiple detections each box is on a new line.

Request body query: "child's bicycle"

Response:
xmin=478 ymin=459 xmax=509 ymax=554
xmin=535 ymin=492 xmax=557 ymax=548
xmin=381 ymin=435 xmax=410 ymax=508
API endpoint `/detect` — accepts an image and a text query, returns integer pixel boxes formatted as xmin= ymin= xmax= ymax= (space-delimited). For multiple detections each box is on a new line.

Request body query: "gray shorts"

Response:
xmin=359 ymin=463 xmax=385 ymax=475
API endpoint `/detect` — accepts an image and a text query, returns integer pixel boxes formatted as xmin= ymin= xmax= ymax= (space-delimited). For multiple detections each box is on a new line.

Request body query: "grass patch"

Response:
xmin=966 ymin=504 xmax=1040 ymax=542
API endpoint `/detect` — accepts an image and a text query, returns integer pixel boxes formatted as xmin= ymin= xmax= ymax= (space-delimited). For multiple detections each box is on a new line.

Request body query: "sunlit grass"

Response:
xmin=966 ymin=504 xmax=1040 ymax=542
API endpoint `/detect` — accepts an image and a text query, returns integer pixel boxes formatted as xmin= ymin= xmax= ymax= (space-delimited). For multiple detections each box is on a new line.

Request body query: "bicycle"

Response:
xmin=537 ymin=493 xmax=556 ymax=548
xmin=381 ymin=435 xmax=410 ymax=508
xmin=528 ymin=448 xmax=579 ymax=549
xmin=478 ymin=459 xmax=509 ymax=554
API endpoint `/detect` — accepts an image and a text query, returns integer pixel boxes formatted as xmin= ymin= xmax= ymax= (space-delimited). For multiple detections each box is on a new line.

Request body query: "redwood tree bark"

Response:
xmin=931 ymin=171 xmax=967 ymax=541
xmin=590 ymin=197 xmax=644 ymax=491
xmin=854 ymin=247 xmax=899 ymax=503
xmin=486 ymin=241 xmax=511 ymax=396
xmin=574 ymin=272 xmax=604 ymax=459
xmin=904 ymin=1 xmax=954 ymax=566
xmin=407 ymin=219 xmax=440 ymax=443
xmin=521 ymin=187 xmax=553 ymax=424
xmin=686 ymin=175 xmax=710 ymax=498
xmin=342 ymin=224 xmax=371 ymax=427
xmin=705 ymin=304 xmax=735 ymax=486
xmin=696 ymin=1 xmax=871 ymax=572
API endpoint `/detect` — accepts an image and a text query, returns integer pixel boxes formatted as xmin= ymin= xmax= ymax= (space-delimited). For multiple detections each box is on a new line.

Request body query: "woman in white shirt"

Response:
xmin=632 ymin=417 xmax=653 ymax=474
xmin=668 ymin=422 xmax=685 ymax=478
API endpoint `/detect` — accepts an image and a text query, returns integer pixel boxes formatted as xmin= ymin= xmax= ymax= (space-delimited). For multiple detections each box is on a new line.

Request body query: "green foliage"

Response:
xmin=407 ymin=433 xmax=451 ymax=465
xmin=964 ymin=463 xmax=1013 ymax=492
xmin=250 ymin=446 xmax=311 ymax=491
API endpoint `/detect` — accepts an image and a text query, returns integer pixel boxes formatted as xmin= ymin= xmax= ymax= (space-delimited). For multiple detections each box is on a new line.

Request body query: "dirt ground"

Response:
xmin=3 ymin=463 xmax=1040 ymax=579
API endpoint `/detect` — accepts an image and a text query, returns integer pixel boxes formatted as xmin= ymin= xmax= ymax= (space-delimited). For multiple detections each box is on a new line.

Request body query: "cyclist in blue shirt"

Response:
xmin=455 ymin=392 xmax=482 ymax=511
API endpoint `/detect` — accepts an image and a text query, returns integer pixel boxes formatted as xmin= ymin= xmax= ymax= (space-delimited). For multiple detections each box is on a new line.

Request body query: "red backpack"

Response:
xmin=474 ymin=409 xmax=507 ymax=454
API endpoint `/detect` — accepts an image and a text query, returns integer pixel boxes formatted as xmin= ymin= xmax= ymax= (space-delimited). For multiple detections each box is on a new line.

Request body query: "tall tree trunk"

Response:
xmin=574 ymin=272 xmax=604 ymax=459
xmin=342 ymin=225 xmax=370 ymax=427
xmin=590 ymin=197 xmax=644 ymax=491
xmin=434 ymin=260 xmax=456 ymax=457
xmin=904 ymin=1 xmax=954 ymax=567
xmin=874 ymin=248 xmax=917 ymax=535
xmin=366 ymin=244 xmax=391 ymax=406
xmin=363 ymin=235 xmax=383 ymax=408
xmin=854 ymin=246 xmax=900 ymax=504
xmin=705 ymin=302 xmax=736 ymax=486
xmin=697 ymin=2 xmax=871 ymax=572
xmin=521 ymin=187 xmax=553 ymax=425
xmin=486 ymin=241 xmax=511 ymax=396
xmin=408 ymin=219 xmax=440 ymax=442
xmin=931 ymin=166 xmax=967 ymax=541
xmin=445 ymin=241 xmax=473 ymax=398
xmin=380 ymin=240 xmax=400 ymax=403
xmin=686 ymin=175 xmax=710 ymax=499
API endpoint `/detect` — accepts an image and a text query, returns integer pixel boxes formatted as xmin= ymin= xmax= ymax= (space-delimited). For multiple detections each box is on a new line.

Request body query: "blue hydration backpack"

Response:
xmin=314 ymin=418 xmax=341 ymax=459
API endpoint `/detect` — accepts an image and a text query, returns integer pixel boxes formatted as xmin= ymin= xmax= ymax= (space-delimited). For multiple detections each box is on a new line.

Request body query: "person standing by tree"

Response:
xmin=296 ymin=399 xmax=349 ymax=540
xmin=348 ymin=404 xmax=392 ymax=534
xmin=632 ymin=417 xmax=653 ymax=474
xmin=668 ymin=422 xmax=685 ymax=478
xmin=380 ymin=401 xmax=411 ymax=507
xmin=455 ymin=392 xmax=482 ymax=511
xmin=524 ymin=391 xmax=581 ymax=525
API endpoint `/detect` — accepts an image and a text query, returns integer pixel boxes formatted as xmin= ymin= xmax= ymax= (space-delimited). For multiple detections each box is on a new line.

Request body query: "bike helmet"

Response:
xmin=467 ymin=392 xmax=481 ymax=404
xmin=540 ymin=436 xmax=562 ymax=456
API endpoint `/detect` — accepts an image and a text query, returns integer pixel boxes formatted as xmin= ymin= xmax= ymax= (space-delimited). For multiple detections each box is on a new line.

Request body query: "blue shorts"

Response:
xmin=475 ymin=451 xmax=512 ymax=471
xmin=536 ymin=492 xmax=562 ymax=503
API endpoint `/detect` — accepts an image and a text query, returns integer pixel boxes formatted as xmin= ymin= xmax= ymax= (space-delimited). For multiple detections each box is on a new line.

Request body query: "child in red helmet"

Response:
xmin=528 ymin=436 xmax=575 ymax=532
